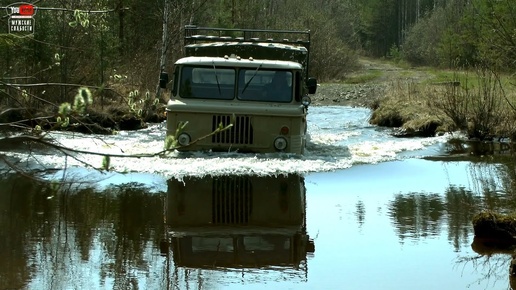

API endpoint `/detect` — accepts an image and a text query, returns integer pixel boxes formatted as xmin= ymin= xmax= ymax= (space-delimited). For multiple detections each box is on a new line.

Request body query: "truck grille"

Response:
xmin=212 ymin=176 xmax=252 ymax=225
xmin=211 ymin=115 xmax=254 ymax=144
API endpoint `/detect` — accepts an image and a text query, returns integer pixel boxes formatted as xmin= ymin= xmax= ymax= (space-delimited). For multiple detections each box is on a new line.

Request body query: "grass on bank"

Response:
xmin=369 ymin=80 xmax=450 ymax=136
xmin=344 ymin=69 xmax=383 ymax=84
xmin=369 ymin=65 xmax=516 ymax=140
xmin=473 ymin=211 xmax=516 ymax=242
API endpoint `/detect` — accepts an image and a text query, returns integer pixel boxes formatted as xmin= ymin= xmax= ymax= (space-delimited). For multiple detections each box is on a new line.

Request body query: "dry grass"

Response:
xmin=472 ymin=211 xmax=516 ymax=241
xmin=370 ymin=80 xmax=453 ymax=135
xmin=371 ymin=68 xmax=516 ymax=139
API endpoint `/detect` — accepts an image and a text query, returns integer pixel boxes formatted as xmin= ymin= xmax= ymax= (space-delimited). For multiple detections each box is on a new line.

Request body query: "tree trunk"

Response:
xmin=155 ymin=0 xmax=171 ymax=99
xmin=118 ymin=0 xmax=125 ymax=56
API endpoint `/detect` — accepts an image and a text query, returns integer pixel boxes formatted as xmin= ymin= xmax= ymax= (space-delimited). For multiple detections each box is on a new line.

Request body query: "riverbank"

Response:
xmin=314 ymin=58 xmax=516 ymax=140
xmin=311 ymin=58 xmax=447 ymax=137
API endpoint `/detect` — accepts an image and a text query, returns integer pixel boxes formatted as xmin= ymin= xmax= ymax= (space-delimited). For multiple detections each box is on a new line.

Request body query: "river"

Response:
xmin=1 ymin=106 xmax=515 ymax=290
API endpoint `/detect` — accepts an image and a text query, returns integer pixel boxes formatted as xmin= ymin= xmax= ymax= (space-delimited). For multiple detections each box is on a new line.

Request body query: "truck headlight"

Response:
xmin=177 ymin=133 xmax=191 ymax=146
xmin=274 ymin=137 xmax=288 ymax=151
xmin=302 ymin=95 xmax=311 ymax=106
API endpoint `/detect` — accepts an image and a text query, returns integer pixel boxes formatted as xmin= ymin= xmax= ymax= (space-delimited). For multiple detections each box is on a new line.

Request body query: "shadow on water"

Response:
xmin=0 ymin=174 xmax=166 ymax=289
xmin=464 ymin=237 xmax=516 ymax=290
xmin=449 ymin=154 xmax=516 ymax=290
xmin=0 ymin=173 xmax=312 ymax=289
xmin=380 ymin=156 xmax=516 ymax=289
xmin=162 ymin=175 xmax=314 ymax=270
xmin=388 ymin=186 xmax=480 ymax=250
xmin=426 ymin=139 xmax=516 ymax=162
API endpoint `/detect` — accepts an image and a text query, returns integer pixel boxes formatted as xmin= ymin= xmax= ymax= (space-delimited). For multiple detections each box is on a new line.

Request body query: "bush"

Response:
xmin=310 ymin=37 xmax=360 ymax=82
xmin=402 ymin=8 xmax=448 ymax=66
xmin=429 ymin=66 xmax=516 ymax=140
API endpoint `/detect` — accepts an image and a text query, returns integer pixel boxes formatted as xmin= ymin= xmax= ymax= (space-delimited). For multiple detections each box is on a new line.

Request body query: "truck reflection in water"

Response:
xmin=162 ymin=174 xmax=314 ymax=269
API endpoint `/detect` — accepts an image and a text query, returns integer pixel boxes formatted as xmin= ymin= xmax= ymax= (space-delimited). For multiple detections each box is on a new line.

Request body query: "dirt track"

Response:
xmin=311 ymin=83 xmax=383 ymax=107
xmin=311 ymin=58 xmax=431 ymax=107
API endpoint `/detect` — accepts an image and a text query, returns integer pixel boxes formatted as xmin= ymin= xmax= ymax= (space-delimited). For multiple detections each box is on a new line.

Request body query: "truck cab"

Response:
xmin=161 ymin=26 xmax=317 ymax=154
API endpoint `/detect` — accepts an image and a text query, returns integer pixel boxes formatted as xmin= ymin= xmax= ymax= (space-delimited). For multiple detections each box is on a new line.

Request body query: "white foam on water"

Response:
xmin=2 ymin=106 xmax=451 ymax=179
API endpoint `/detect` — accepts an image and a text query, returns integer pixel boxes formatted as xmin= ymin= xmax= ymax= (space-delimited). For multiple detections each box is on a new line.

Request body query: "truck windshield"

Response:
xmin=238 ymin=69 xmax=292 ymax=102
xmin=179 ymin=66 xmax=236 ymax=100
xmin=178 ymin=66 xmax=293 ymax=102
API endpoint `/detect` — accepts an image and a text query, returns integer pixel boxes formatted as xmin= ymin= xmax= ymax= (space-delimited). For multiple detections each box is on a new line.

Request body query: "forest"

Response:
xmin=1 ymin=0 xmax=516 ymax=115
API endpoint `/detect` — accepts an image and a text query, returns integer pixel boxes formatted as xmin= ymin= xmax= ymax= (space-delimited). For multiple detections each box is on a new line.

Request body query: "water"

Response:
xmin=5 ymin=106 xmax=449 ymax=179
xmin=1 ymin=106 xmax=514 ymax=290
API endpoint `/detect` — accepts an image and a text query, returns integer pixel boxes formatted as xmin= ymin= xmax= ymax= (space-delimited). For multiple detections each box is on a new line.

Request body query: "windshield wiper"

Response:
xmin=212 ymin=61 xmax=222 ymax=97
xmin=240 ymin=63 xmax=263 ymax=95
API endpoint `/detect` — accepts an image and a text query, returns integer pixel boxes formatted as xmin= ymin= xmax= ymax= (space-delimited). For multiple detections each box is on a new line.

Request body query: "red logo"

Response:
xmin=19 ymin=4 xmax=34 ymax=16
xmin=6 ymin=2 xmax=38 ymax=17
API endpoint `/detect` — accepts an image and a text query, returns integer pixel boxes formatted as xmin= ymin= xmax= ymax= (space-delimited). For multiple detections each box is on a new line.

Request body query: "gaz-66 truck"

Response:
xmin=159 ymin=26 xmax=317 ymax=154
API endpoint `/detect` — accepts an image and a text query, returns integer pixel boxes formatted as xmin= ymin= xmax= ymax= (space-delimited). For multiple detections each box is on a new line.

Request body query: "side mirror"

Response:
xmin=307 ymin=77 xmax=317 ymax=94
xmin=159 ymin=71 xmax=169 ymax=89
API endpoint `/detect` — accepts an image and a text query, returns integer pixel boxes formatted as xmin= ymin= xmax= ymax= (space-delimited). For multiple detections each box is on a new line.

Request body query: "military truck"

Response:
xmin=159 ymin=26 xmax=317 ymax=154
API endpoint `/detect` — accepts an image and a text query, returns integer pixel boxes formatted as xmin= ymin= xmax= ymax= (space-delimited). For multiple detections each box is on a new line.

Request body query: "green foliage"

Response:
xmin=344 ymin=70 xmax=382 ymax=84
xmin=401 ymin=0 xmax=516 ymax=71
xmin=361 ymin=0 xmax=398 ymax=57
xmin=72 ymin=87 xmax=92 ymax=114
xmin=293 ymin=6 xmax=360 ymax=81
xmin=164 ymin=121 xmax=189 ymax=150
xmin=164 ymin=135 xmax=176 ymax=150
xmin=61 ymin=117 xmax=70 ymax=128
xmin=81 ymin=87 xmax=93 ymax=105
xmin=126 ymin=89 xmax=159 ymax=118
xmin=402 ymin=7 xmax=448 ymax=66
xmin=69 ymin=10 xmax=90 ymax=28
xmin=102 ymin=155 xmax=111 ymax=171
xmin=469 ymin=0 xmax=516 ymax=70
xmin=73 ymin=93 xmax=86 ymax=112
xmin=204 ymin=0 xmax=234 ymax=28
xmin=54 ymin=87 xmax=92 ymax=129
xmin=436 ymin=3 xmax=479 ymax=68
xmin=33 ymin=125 xmax=42 ymax=135
xmin=387 ymin=44 xmax=402 ymax=63
xmin=59 ymin=103 xmax=72 ymax=116
xmin=427 ymin=67 xmax=516 ymax=139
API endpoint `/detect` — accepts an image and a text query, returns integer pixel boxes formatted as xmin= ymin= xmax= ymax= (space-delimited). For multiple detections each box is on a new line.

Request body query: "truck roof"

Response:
xmin=184 ymin=26 xmax=310 ymax=49
xmin=184 ymin=41 xmax=308 ymax=67
xmin=182 ymin=26 xmax=312 ymax=78
xmin=175 ymin=56 xmax=303 ymax=70
xmin=187 ymin=41 xmax=308 ymax=53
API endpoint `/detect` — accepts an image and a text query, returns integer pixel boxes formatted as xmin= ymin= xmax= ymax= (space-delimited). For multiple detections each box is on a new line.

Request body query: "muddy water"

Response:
xmin=1 ymin=106 xmax=516 ymax=289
